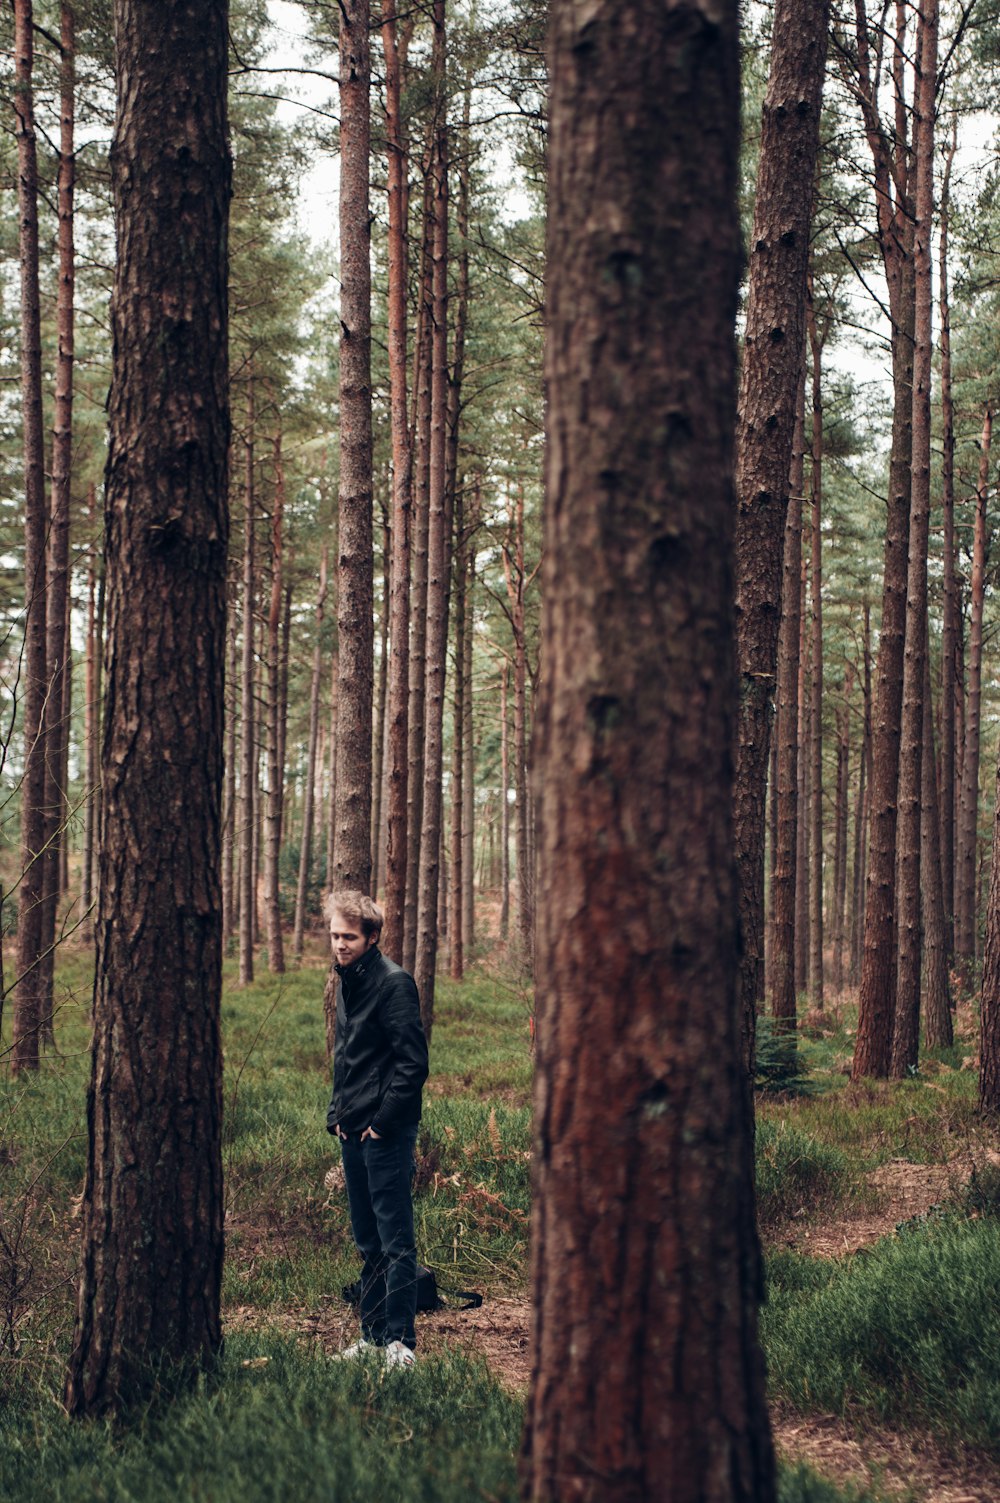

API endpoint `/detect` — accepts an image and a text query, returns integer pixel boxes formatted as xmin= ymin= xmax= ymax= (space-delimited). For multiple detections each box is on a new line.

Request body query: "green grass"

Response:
xmin=755 ymin=1118 xmax=855 ymax=1229
xmin=763 ymin=1218 xmax=1000 ymax=1454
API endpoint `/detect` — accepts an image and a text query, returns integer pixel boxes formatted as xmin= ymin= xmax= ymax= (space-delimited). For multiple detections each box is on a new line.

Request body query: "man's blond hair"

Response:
xmin=323 ymin=888 xmax=384 ymax=940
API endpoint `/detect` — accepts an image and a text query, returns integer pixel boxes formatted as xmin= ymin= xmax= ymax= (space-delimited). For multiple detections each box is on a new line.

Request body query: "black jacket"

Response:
xmin=326 ymin=948 xmax=428 ymax=1136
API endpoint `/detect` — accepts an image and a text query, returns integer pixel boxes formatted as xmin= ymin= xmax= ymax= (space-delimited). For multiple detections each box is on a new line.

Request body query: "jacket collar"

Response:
xmin=335 ymin=945 xmax=382 ymax=982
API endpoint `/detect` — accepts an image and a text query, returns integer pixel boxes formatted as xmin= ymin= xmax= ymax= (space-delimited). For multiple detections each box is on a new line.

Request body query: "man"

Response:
xmin=325 ymin=889 xmax=429 ymax=1367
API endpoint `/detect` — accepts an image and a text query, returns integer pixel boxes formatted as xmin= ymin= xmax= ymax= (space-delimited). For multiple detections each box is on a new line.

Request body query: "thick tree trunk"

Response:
xmin=771 ymin=370 xmax=805 ymax=1034
xmin=891 ymin=0 xmax=938 ymax=1078
xmin=415 ymin=17 xmax=450 ymax=1037
xmin=938 ymin=119 xmax=958 ymax=953
xmin=12 ymin=0 xmax=49 ymax=1075
xmin=955 ymin=407 xmax=991 ymax=982
xmin=65 ymin=0 xmax=229 ymax=1412
xmin=239 ymin=390 xmax=256 ymax=987
xmin=381 ymin=1 xmax=411 ymax=960
xmin=523 ymin=5 xmax=774 ymax=1499
xmin=333 ymin=0 xmax=374 ymax=892
xmin=263 ymin=433 xmax=286 ymax=973
xmin=293 ymin=552 xmax=328 ymax=961
xmin=732 ymin=0 xmax=829 ymax=1067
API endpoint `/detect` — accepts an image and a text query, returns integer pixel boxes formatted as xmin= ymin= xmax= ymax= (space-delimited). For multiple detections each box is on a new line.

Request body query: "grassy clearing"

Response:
xmin=763 ymin=1216 xmax=1000 ymax=1454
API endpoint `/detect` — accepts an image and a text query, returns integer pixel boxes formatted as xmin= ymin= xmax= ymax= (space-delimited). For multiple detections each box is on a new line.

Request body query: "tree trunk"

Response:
xmin=891 ymin=0 xmax=938 ymax=1078
xmin=12 ymin=0 xmax=49 ymax=1075
xmin=732 ymin=0 xmax=829 ymax=1067
xmin=523 ymin=6 xmax=774 ymax=1497
xmin=222 ymin=582 xmax=238 ymax=945
xmin=980 ymin=751 xmax=1000 ymax=1114
xmin=450 ymin=488 xmax=466 ymax=981
xmin=922 ymin=644 xmax=953 ymax=1049
xmin=506 ymin=485 xmax=534 ymax=962
xmin=371 ymin=517 xmax=390 ymax=895
xmin=955 ymin=407 xmax=991 ymax=983
xmin=82 ymin=485 xmax=98 ymax=920
xmin=381 ymin=0 xmax=412 ymax=961
xmin=795 ymin=548 xmax=810 ymax=996
xmin=239 ymin=387 xmax=256 ymax=987
xmin=462 ymin=541 xmax=476 ymax=958
xmin=851 ymin=0 xmax=915 ymax=1079
xmin=415 ymin=14 xmax=450 ymax=1038
xmin=65 ymin=0 xmax=229 ymax=1411
xmin=850 ymin=603 xmax=873 ymax=986
xmin=500 ymin=657 xmax=510 ymax=939
xmin=771 ymin=369 xmax=805 ymax=1035
xmin=333 ymin=0 xmax=374 ymax=892
xmin=263 ymin=433 xmax=286 ymax=973
xmin=36 ymin=0 xmax=77 ymax=1039
xmin=293 ymin=551 xmax=328 ymax=961
xmin=831 ymin=666 xmax=853 ymax=995
xmin=938 ymin=118 xmax=958 ymax=953
xmin=806 ymin=291 xmax=825 ymax=1008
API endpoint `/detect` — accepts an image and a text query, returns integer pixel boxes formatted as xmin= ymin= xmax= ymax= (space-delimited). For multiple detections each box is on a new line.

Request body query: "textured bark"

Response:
xmin=506 ymin=486 xmax=534 ymax=961
xmin=293 ymin=552 xmax=328 ymax=961
xmin=449 ymin=488 xmax=466 ymax=981
xmin=938 ymin=119 xmax=958 ymax=953
xmin=12 ymin=0 xmax=48 ymax=1075
xmin=851 ymin=0 xmax=916 ymax=1077
xmin=370 ymin=519 xmax=390 ymax=895
xmin=771 ymin=370 xmax=805 ymax=1033
xmin=795 ymin=551 xmax=810 ymax=996
xmin=522 ymin=4 xmax=774 ymax=1499
xmin=64 ymin=0 xmax=229 ymax=1413
xmin=955 ymin=408 xmax=991 ymax=980
xmin=850 ymin=604 xmax=872 ymax=985
xmin=891 ymin=0 xmax=937 ymax=1079
xmin=403 ymin=153 xmax=436 ymax=971
xmin=381 ymin=2 xmax=411 ymax=961
xmin=831 ymin=667 xmax=854 ymax=994
xmin=414 ymin=15 xmax=450 ymax=1038
xmin=732 ymin=0 xmax=829 ymax=1067
xmin=922 ymin=647 xmax=953 ymax=1049
xmin=333 ymin=0 xmax=374 ymax=893
xmin=36 ymin=0 xmax=77 ymax=1036
xmin=82 ymin=486 xmax=99 ymax=919
xmin=807 ymin=295 xmax=824 ymax=1007
xmin=263 ymin=433 xmax=286 ymax=973
xmin=222 ymin=583 xmax=238 ymax=944
xmin=238 ymin=390 xmax=256 ymax=987
xmin=499 ymin=657 xmax=510 ymax=939
xmin=462 ymin=542 xmax=476 ymax=957
xmin=980 ymin=752 xmax=1000 ymax=1114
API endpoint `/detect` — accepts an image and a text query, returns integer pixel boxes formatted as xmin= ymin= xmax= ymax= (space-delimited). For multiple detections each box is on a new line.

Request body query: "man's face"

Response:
xmin=329 ymin=910 xmax=378 ymax=969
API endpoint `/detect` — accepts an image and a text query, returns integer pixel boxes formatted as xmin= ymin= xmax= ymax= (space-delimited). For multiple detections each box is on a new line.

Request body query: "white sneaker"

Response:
xmin=383 ymin=1340 xmax=416 ymax=1369
xmin=336 ymin=1337 xmax=375 ymax=1361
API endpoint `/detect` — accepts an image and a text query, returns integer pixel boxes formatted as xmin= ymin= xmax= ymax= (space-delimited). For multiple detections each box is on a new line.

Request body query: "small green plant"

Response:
xmin=755 ymin=1119 xmax=854 ymax=1229
xmin=755 ymin=1016 xmax=815 ymax=1097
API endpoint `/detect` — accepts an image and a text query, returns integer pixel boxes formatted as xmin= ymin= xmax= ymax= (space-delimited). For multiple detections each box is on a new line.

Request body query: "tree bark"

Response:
xmin=293 ymin=551 xmax=328 ymax=961
xmin=771 ymin=368 xmax=806 ymax=1034
xmin=850 ymin=603 xmax=873 ymax=986
xmin=462 ymin=540 xmax=476 ymax=957
xmin=807 ymin=292 xmax=824 ymax=1008
xmin=732 ymin=0 xmax=829 ymax=1068
xmin=263 ymin=432 xmax=286 ymax=973
xmin=500 ymin=656 xmax=510 ymax=939
xmin=523 ymin=5 xmax=774 ymax=1499
xmin=955 ymin=407 xmax=991 ymax=983
xmin=980 ymin=753 xmax=1000 ymax=1114
xmin=380 ymin=0 xmax=411 ymax=961
xmin=222 ymin=579 xmax=238 ymax=945
xmin=922 ymin=643 xmax=953 ymax=1049
xmin=65 ymin=0 xmax=229 ymax=1412
xmin=333 ymin=0 xmax=374 ymax=892
xmin=12 ymin=0 xmax=49 ymax=1075
xmin=238 ymin=387 xmax=256 ymax=987
xmin=795 ymin=546 xmax=810 ymax=996
xmin=938 ymin=117 xmax=958 ymax=954
xmin=370 ymin=516 xmax=390 ymax=895
xmin=891 ymin=0 xmax=938 ymax=1079
xmin=851 ymin=0 xmax=916 ymax=1079
xmin=83 ymin=485 xmax=99 ymax=920
xmin=831 ymin=666 xmax=854 ymax=995
xmin=415 ymin=7 xmax=450 ymax=1037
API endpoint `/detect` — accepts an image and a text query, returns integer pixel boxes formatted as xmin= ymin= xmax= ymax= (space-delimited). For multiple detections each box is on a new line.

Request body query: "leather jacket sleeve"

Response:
xmin=369 ymin=970 xmax=428 ymax=1135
